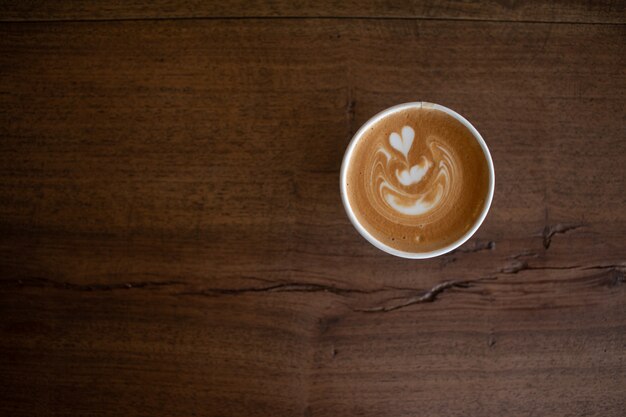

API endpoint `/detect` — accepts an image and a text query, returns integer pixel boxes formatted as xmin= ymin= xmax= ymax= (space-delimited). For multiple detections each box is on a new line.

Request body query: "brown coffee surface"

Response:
xmin=344 ymin=105 xmax=491 ymax=253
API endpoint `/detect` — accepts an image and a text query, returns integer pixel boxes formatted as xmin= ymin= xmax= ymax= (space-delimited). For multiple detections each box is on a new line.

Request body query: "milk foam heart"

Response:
xmin=389 ymin=126 xmax=414 ymax=158
xmin=395 ymin=156 xmax=432 ymax=187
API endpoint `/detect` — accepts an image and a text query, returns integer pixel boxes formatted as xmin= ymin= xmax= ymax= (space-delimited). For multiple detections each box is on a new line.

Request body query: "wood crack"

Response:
xmin=353 ymin=276 xmax=497 ymax=313
xmin=500 ymin=262 xmax=623 ymax=275
xmin=1 ymin=16 xmax=621 ymax=26
xmin=1 ymin=277 xmax=183 ymax=291
xmin=355 ymin=263 xmax=624 ymax=313
xmin=179 ymin=282 xmax=378 ymax=297
xmin=541 ymin=223 xmax=584 ymax=249
xmin=500 ymin=261 xmax=583 ymax=274
xmin=3 ymin=262 xmax=622 ymax=310
xmin=581 ymin=264 xmax=626 ymax=271
xmin=353 ymin=281 xmax=466 ymax=312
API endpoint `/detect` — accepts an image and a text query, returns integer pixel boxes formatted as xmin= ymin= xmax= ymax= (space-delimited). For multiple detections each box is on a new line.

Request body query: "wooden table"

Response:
xmin=1 ymin=2 xmax=624 ymax=416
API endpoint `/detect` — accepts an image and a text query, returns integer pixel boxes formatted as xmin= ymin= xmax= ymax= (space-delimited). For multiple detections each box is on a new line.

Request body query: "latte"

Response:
xmin=341 ymin=103 xmax=493 ymax=256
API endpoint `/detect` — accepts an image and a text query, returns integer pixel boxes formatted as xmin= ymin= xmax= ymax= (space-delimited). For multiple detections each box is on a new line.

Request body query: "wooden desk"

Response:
xmin=1 ymin=2 xmax=624 ymax=416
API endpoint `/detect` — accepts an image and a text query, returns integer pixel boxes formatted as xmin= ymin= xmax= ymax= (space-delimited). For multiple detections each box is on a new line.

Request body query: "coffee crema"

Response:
xmin=343 ymin=105 xmax=491 ymax=253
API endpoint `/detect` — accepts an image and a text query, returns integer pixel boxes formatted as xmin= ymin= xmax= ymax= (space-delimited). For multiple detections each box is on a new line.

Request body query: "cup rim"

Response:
xmin=339 ymin=102 xmax=495 ymax=259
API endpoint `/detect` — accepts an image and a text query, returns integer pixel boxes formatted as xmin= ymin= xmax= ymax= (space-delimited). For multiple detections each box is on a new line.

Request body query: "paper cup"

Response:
xmin=340 ymin=102 xmax=495 ymax=259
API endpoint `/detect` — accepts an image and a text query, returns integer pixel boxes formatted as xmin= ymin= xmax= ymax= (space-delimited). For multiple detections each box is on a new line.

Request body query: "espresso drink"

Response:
xmin=343 ymin=105 xmax=491 ymax=253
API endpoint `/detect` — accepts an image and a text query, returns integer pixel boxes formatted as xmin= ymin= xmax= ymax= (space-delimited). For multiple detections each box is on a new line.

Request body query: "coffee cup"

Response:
xmin=340 ymin=102 xmax=495 ymax=259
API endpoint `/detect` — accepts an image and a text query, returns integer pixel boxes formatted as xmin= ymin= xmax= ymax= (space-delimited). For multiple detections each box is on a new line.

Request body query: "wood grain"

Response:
xmin=0 ymin=0 xmax=624 ymax=23
xmin=1 ymin=16 xmax=625 ymax=417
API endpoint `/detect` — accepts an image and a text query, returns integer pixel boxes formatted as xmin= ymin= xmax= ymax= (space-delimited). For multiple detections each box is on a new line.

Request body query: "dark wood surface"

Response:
xmin=1 ymin=3 xmax=625 ymax=416
xmin=0 ymin=0 xmax=624 ymax=23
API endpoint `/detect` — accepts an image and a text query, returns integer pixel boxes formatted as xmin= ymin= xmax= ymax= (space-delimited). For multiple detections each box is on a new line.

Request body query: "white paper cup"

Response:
xmin=340 ymin=102 xmax=495 ymax=259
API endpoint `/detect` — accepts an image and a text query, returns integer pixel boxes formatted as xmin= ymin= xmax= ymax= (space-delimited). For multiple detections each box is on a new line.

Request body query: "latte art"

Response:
xmin=368 ymin=125 xmax=460 ymax=223
xmin=342 ymin=104 xmax=492 ymax=254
